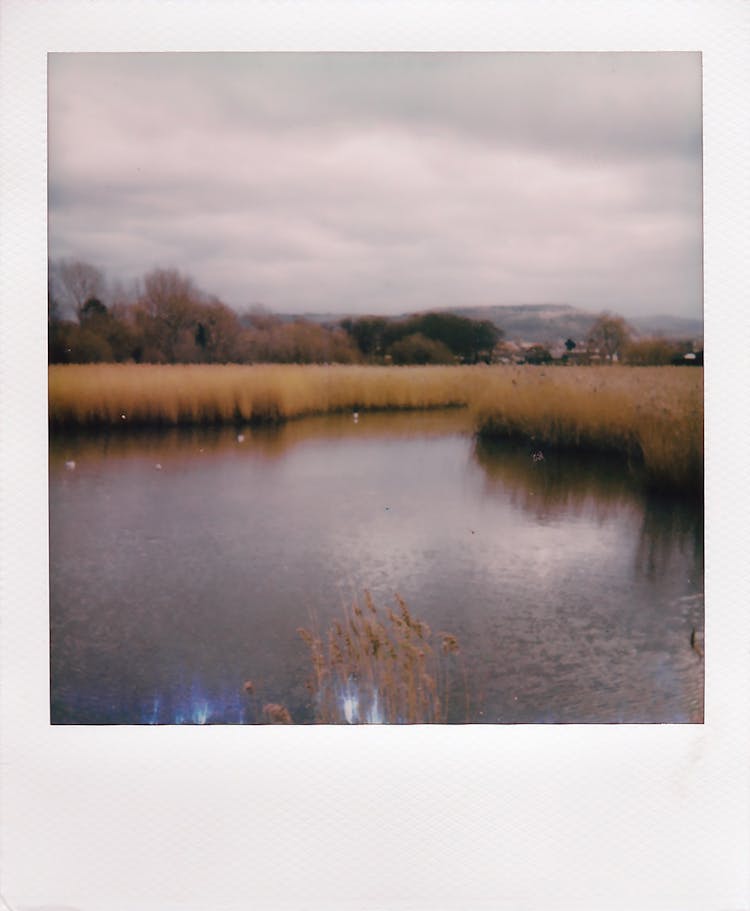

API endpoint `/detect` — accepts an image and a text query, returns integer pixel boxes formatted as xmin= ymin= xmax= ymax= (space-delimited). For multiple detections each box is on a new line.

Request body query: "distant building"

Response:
xmin=672 ymin=350 xmax=703 ymax=366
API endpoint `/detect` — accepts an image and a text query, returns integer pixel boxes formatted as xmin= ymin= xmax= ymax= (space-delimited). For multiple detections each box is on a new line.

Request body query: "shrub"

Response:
xmin=389 ymin=333 xmax=455 ymax=365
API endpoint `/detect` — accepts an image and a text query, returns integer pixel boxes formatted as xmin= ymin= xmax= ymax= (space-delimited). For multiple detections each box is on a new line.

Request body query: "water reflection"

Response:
xmin=50 ymin=411 xmax=703 ymax=724
xmin=49 ymin=409 xmax=474 ymax=469
xmin=474 ymin=437 xmax=703 ymax=587
xmin=635 ymin=494 xmax=704 ymax=584
xmin=473 ymin=437 xmax=637 ymax=518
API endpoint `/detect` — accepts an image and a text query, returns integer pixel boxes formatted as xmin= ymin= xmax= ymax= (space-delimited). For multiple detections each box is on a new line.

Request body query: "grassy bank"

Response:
xmin=473 ymin=366 xmax=703 ymax=492
xmin=48 ymin=363 xmax=480 ymax=427
xmin=48 ymin=363 xmax=702 ymax=491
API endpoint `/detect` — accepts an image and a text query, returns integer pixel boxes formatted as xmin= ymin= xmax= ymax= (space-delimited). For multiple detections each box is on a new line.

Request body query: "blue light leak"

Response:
xmin=139 ymin=680 xmax=247 ymax=725
xmin=331 ymin=677 xmax=384 ymax=724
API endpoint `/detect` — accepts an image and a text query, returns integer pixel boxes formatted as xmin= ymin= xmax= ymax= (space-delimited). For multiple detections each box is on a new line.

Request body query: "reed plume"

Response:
xmin=298 ymin=593 xmax=469 ymax=724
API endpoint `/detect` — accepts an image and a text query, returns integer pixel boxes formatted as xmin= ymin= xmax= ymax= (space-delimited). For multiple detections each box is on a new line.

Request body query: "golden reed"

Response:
xmin=49 ymin=363 xmax=702 ymax=491
xmin=298 ymin=593 xmax=468 ymax=724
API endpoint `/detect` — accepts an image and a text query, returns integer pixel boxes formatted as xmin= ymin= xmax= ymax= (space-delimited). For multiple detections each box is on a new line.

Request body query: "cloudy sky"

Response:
xmin=48 ymin=53 xmax=703 ymax=318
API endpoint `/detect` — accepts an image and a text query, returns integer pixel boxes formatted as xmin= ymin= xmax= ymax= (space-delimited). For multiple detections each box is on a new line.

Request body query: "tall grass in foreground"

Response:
xmin=48 ymin=363 xmax=702 ymax=491
xmin=298 ymin=593 xmax=468 ymax=724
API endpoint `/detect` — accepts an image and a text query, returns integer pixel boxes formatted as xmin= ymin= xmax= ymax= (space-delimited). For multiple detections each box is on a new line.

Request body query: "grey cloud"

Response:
xmin=48 ymin=52 xmax=703 ymax=318
xmin=50 ymin=52 xmax=701 ymax=162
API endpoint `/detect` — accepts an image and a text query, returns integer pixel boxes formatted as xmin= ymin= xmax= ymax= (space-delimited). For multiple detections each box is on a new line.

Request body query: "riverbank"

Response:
xmin=472 ymin=366 xmax=703 ymax=492
xmin=48 ymin=363 xmax=480 ymax=427
xmin=48 ymin=363 xmax=702 ymax=491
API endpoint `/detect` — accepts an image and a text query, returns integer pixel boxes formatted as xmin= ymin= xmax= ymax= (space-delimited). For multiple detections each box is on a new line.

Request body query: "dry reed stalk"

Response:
xmin=298 ymin=593 xmax=468 ymax=724
xmin=262 ymin=703 xmax=293 ymax=724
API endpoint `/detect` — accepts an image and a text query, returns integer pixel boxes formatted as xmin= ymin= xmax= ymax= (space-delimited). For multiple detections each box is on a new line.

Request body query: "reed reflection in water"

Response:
xmin=474 ymin=437 xmax=703 ymax=585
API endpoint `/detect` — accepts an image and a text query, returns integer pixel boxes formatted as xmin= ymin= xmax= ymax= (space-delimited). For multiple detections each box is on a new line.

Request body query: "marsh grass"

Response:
xmin=298 ymin=593 xmax=468 ymax=724
xmin=49 ymin=363 xmax=702 ymax=491
xmin=473 ymin=367 xmax=703 ymax=492
xmin=48 ymin=364 xmax=478 ymax=428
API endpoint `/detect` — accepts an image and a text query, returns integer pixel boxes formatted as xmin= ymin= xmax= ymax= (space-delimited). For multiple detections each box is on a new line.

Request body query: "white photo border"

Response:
xmin=1 ymin=2 xmax=748 ymax=910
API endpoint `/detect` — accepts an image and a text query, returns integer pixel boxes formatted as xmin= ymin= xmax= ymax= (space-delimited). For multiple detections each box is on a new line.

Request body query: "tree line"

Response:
xmin=339 ymin=312 xmax=500 ymax=364
xmin=48 ymin=260 xmax=502 ymax=366
xmin=572 ymin=313 xmax=700 ymax=366
xmin=501 ymin=314 xmax=700 ymax=366
xmin=48 ymin=259 xmax=698 ymax=367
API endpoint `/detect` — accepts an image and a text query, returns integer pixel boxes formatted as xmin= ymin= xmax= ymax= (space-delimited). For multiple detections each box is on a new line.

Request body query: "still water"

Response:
xmin=49 ymin=410 xmax=703 ymax=724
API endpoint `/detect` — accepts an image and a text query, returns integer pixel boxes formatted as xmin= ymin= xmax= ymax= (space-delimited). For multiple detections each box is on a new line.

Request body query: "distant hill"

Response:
xmin=441 ymin=304 xmax=596 ymax=343
xmin=627 ymin=313 xmax=704 ymax=339
xmin=437 ymin=304 xmax=703 ymax=344
xmin=286 ymin=303 xmax=703 ymax=344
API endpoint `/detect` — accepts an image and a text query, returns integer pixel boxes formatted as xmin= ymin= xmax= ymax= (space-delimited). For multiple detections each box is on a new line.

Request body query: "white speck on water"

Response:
xmin=121 ymin=413 xmax=127 ymax=420
xmin=65 ymin=460 xmax=76 ymax=470
xmin=237 ymin=434 xmax=245 ymax=443
xmin=155 ymin=463 xmax=162 ymax=470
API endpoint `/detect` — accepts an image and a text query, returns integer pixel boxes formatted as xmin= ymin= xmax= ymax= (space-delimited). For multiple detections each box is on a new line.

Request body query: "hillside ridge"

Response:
xmin=287 ymin=303 xmax=703 ymax=344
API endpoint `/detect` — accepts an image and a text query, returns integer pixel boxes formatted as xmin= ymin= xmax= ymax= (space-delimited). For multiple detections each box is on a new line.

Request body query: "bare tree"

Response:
xmin=587 ymin=313 xmax=632 ymax=363
xmin=50 ymin=258 xmax=106 ymax=321
xmin=138 ymin=268 xmax=201 ymax=362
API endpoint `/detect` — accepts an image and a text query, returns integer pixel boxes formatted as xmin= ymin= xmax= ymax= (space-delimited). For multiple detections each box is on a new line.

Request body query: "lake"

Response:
xmin=49 ymin=410 xmax=703 ymax=724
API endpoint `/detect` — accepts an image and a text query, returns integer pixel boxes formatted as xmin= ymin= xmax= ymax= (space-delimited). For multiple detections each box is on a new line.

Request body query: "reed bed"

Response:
xmin=48 ymin=363 xmax=481 ymax=428
xmin=298 ymin=593 xmax=468 ymax=724
xmin=49 ymin=363 xmax=702 ymax=491
xmin=473 ymin=366 xmax=703 ymax=492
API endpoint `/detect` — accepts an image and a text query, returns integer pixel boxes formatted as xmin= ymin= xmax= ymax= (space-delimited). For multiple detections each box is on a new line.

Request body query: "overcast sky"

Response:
xmin=48 ymin=52 xmax=703 ymax=318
